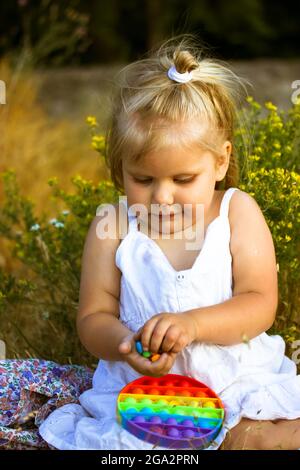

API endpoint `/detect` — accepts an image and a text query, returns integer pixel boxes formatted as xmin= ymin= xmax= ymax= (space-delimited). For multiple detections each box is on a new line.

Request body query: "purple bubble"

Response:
xmin=150 ymin=416 xmax=162 ymax=424
xmin=166 ymin=418 xmax=178 ymax=425
xmin=133 ymin=416 xmax=146 ymax=423
xmin=182 ymin=429 xmax=195 ymax=438
xmin=167 ymin=427 xmax=180 ymax=437
xmin=182 ymin=419 xmax=194 ymax=427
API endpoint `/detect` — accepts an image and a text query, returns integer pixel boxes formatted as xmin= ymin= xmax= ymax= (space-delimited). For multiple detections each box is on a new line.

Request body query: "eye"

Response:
xmin=133 ymin=177 xmax=153 ymax=184
xmin=174 ymin=177 xmax=195 ymax=184
xmin=132 ymin=176 xmax=195 ymax=185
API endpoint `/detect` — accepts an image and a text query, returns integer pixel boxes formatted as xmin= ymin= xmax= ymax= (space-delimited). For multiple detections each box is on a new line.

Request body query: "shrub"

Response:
xmin=236 ymin=97 xmax=300 ymax=359
xmin=0 ymin=170 xmax=119 ymax=366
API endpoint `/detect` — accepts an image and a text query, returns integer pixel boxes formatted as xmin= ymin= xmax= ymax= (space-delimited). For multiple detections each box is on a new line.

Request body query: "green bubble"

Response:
xmin=156 ymin=399 xmax=168 ymax=405
xmin=140 ymin=398 xmax=152 ymax=405
xmin=124 ymin=397 xmax=137 ymax=405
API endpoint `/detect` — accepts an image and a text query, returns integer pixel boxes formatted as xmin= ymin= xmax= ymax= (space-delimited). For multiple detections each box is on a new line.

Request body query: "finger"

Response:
xmin=160 ymin=326 xmax=181 ymax=352
xmin=118 ymin=342 xmax=132 ymax=355
xmin=168 ymin=351 xmax=178 ymax=360
xmin=137 ymin=353 xmax=164 ymax=376
xmin=147 ymin=352 xmax=169 ymax=375
xmin=140 ymin=318 xmax=160 ymax=352
xmin=126 ymin=351 xmax=154 ymax=375
xmin=149 ymin=321 xmax=170 ymax=354
xmin=133 ymin=327 xmax=143 ymax=343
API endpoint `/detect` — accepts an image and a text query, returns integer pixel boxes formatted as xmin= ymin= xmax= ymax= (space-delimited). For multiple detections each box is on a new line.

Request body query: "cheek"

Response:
xmin=179 ymin=193 xmax=207 ymax=223
xmin=178 ymin=185 xmax=202 ymax=208
xmin=125 ymin=183 xmax=149 ymax=207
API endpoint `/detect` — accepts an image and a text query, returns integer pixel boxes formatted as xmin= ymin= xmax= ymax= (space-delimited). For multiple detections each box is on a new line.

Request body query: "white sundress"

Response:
xmin=39 ymin=187 xmax=300 ymax=450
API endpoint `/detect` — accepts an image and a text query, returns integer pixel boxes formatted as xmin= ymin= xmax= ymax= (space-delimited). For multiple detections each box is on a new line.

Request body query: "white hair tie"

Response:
xmin=167 ymin=65 xmax=193 ymax=83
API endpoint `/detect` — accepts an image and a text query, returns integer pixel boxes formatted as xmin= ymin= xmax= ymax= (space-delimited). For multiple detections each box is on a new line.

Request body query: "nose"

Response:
xmin=151 ymin=182 xmax=174 ymax=208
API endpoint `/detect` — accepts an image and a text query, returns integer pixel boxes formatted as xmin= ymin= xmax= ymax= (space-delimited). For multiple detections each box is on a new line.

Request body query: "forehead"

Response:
xmin=123 ymin=144 xmax=215 ymax=176
xmin=123 ymin=115 xmax=219 ymax=176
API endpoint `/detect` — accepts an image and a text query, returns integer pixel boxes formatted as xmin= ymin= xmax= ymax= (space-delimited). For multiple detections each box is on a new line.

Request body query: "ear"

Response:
xmin=215 ymin=140 xmax=232 ymax=181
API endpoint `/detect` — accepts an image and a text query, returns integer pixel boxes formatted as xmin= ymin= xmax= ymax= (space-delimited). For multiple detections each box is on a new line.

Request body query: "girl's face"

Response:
xmin=122 ymin=141 xmax=231 ymax=235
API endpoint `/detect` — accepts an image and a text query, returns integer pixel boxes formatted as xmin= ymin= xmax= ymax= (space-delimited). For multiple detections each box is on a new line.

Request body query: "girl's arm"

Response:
xmin=184 ymin=190 xmax=278 ymax=345
xmin=77 ymin=207 xmax=180 ymax=376
xmin=76 ymin=208 xmax=131 ymax=361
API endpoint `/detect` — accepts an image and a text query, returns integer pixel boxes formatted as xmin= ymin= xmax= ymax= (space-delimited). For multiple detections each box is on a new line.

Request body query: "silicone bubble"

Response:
xmin=132 ymin=387 xmax=144 ymax=394
xmin=167 ymin=428 xmax=180 ymax=437
xmin=117 ymin=374 xmax=225 ymax=450
xmin=150 ymin=416 xmax=162 ymax=424
xmin=182 ymin=419 xmax=194 ymax=427
xmin=124 ymin=397 xmax=137 ymax=405
xmin=166 ymin=417 xmax=178 ymax=425
xmin=157 ymin=399 xmax=168 ymax=405
xmin=140 ymin=398 xmax=153 ymax=405
xmin=149 ymin=388 xmax=159 ymax=395
xmin=133 ymin=416 xmax=146 ymax=424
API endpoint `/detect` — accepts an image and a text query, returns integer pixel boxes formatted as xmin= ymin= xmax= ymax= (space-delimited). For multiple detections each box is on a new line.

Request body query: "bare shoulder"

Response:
xmin=93 ymin=201 xmax=123 ymax=242
xmin=228 ymin=189 xmax=272 ymax=254
xmin=77 ymin=202 xmax=123 ymax=323
xmin=228 ymin=189 xmax=278 ymax=310
xmin=87 ymin=202 xmax=122 ymax=259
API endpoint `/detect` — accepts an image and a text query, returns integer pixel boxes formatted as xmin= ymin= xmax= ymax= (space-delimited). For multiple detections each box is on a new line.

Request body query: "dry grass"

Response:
xmin=0 ymin=57 xmax=109 ymax=272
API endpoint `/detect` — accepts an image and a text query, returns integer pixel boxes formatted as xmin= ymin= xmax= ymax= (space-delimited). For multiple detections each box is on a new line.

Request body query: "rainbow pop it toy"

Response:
xmin=117 ymin=374 xmax=225 ymax=449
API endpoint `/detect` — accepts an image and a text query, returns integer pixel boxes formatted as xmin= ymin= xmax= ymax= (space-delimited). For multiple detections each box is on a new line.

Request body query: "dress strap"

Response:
xmin=127 ymin=210 xmax=139 ymax=232
xmin=119 ymin=197 xmax=139 ymax=233
xmin=219 ymin=187 xmax=239 ymax=218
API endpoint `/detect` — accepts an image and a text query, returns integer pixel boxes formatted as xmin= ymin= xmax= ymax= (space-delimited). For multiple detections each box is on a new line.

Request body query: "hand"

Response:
xmin=118 ymin=332 xmax=177 ymax=377
xmin=134 ymin=312 xmax=197 ymax=355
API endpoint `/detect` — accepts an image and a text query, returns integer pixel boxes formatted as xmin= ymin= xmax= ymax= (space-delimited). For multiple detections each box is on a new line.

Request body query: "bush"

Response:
xmin=0 ymin=98 xmax=299 ymax=369
xmin=236 ymin=97 xmax=300 ymax=359
xmin=0 ymin=170 xmax=119 ymax=366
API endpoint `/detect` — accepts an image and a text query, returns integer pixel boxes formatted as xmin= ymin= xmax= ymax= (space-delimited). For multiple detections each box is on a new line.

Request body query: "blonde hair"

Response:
xmin=104 ymin=34 xmax=250 ymax=193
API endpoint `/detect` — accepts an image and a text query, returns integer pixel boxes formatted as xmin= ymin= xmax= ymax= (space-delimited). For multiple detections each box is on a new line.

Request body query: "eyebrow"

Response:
xmin=127 ymin=170 xmax=201 ymax=177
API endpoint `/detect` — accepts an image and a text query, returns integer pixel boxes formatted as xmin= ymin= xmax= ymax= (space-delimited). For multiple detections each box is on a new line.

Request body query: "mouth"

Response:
xmin=151 ymin=212 xmax=179 ymax=218
xmin=159 ymin=213 xmax=175 ymax=218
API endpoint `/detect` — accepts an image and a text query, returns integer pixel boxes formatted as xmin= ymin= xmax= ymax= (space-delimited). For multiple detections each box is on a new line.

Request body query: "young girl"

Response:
xmin=38 ymin=36 xmax=300 ymax=450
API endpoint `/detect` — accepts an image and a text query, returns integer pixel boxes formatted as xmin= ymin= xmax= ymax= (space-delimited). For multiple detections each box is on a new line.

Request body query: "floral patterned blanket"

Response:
xmin=0 ymin=359 xmax=93 ymax=450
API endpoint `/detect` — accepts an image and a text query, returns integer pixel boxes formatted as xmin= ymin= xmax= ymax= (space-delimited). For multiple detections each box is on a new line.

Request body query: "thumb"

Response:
xmin=118 ymin=337 xmax=132 ymax=355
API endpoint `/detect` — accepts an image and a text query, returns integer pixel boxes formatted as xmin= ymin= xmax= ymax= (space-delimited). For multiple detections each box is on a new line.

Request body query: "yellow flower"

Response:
xmin=285 ymin=235 xmax=291 ymax=242
xmin=91 ymin=135 xmax=105 ymax=151
xmin=86 ymin=116 xmax=98 ymax=127
xmin=249 ymin=154 xmax=260 ymax=161
xmin=265 ymin=101 xmax=277 ymax=111
xmin=92 ymin=135 xmax=104 ymax=143
xmin=272 ymin=151 xmax=281 ymax=158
